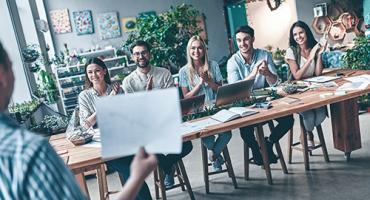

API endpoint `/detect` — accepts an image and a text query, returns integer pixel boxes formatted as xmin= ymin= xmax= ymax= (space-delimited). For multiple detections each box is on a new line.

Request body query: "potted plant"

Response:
xmin=272 ymin=48 xmax=286 ymax=66
xmin=342 ymin=35 xmax=370 ymax=111
xmin=123 ymin=4 xmax=203 ymax=73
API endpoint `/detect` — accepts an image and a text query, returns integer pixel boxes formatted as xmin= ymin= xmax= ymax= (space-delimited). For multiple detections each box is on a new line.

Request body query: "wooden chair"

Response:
xmin=153 ymin=159 xmax=195 ymax=200
xmin=243 ymin=121 xmax=288 ymax=184
xmin=287 ymin=115 xmax=330 ymax=170
xmin=201 ymin=144 xmax=238 ymax=193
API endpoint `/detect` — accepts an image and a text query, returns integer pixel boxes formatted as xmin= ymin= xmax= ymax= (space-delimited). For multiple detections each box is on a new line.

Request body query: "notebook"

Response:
xmin=180 ymin=94 xmax=205 ymax=116
xmin=215 ymin=79 xmax=255 ymax=107
xmin=211 ymin=107 xmax=258 ymax=123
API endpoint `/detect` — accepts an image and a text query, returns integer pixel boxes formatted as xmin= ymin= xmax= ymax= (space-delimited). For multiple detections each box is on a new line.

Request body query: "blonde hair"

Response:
xmin=185 ymin=36 xmax=213 ymax=87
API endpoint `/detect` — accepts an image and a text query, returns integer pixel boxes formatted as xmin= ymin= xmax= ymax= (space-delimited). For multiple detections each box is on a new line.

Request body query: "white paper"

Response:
xmin=337 ymin=82 xmax=369 ymax=91
xmin=178 ymin=118 xmax=221 ymax=136
xmin=96 ymin=88 xmax=182 ymax=159
xmin=304 ymin=76 xmax=340 ymax=83
xmin=344 ymin=75 xmax=370 ymax=84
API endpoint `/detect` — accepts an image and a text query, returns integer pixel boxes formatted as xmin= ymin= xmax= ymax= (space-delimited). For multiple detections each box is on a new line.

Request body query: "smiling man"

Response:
xmin=122 ymin=40 xmax=174 ymax=92
xmin=227 ymin=25 xmax=294 ymax=166
xmin=121 ymin=40 xmax=193 ymax=189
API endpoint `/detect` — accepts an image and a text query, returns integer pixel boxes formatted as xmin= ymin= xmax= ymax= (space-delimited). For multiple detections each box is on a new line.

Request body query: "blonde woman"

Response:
xmin=179 ymin=36 xmax=231 ymax=171
xmin=285 ymin=21 xmax=327 ymax=148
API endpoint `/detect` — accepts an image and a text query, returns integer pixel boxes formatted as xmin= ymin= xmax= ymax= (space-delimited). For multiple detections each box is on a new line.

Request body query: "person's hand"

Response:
xmin=146 ymin=75 xmax=153 ymax=91
xmin=130 ymin=147 xmax=157 ymax=182
xmin=258 ymin=60 xmax=272 ymax=77
xmin=200 ymin=70 xmax=211 ymax=83
xmin=250 ymin=60 xmax=263 ymax=78
xmin=318 ymin=40 xmax=328 ymax=55
xmin=308 ymin=44 xmax=320 ymax=61
xmin=109 ymin=82 xmax=121 ymax=96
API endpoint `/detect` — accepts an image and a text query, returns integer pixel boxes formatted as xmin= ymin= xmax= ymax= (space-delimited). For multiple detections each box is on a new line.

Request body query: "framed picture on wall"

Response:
xmin=97 ymin=12 xmax=121 ymax=40
xmin=121 ymin=17 xmax=137 ymax=32
xmin=49 ymin=9 xmax=72 ymax=34
xmin=73 ymin=10 xmax=94 ymax=35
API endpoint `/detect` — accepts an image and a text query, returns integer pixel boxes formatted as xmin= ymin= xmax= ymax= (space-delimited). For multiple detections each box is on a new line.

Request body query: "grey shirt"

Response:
xmin=122 ymin=66 xmax=174 ymax=93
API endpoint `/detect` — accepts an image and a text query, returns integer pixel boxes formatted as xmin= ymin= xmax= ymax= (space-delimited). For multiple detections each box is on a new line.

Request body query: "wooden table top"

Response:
xmin=49 ymin=69 xmax=370 ymax=172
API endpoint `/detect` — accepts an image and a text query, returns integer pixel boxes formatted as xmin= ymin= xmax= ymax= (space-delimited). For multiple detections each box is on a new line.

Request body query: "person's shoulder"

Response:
xmin=255 ymin=48 xmax=270 ymax=55
xmin=209 ymin=60 xmax=219 ymax=67
xmin=0 ymin=125 xmax=45 ymax=157
xmin=227 ymin=52 xmax=241 ymax=68
xmin=154 ymin=66 xmax=171 ymax=76
xmin=178 ymin=65 xmax=188 ymax=75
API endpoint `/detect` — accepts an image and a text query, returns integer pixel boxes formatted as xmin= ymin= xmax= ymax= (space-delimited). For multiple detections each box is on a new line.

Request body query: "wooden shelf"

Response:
xmin=328 ymin=22 xmax=346 ymax=41
xmin=312 ymin=16 xmax=332 ymax=35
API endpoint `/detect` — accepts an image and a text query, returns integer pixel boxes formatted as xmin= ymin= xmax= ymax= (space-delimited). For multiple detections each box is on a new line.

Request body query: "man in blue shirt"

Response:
xmin=227 ymin=25 xmax=294 ymax=165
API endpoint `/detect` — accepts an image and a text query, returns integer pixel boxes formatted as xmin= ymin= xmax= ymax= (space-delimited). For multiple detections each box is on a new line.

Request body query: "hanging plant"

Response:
xmin=22 ymin=44 xmax=40 ymax=63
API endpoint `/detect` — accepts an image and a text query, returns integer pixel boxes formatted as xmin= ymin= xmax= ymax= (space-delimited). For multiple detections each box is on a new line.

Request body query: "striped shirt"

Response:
xmin=0 ymin=113 xmax=86 ymax=200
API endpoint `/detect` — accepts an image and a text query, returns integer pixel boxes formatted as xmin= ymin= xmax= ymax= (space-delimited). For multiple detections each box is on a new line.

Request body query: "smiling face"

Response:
xmin=86 ymin=63 xmax=106 ymax=86
xmin=189 ymin=40 xmax=205 ymax=62
xmin=131 ymin=45 xmax=151 ymax=68
xmin=236 ymin=32 xmax=254 ymax=55
xmin=292 ymin=26 xmax=307 ymax=46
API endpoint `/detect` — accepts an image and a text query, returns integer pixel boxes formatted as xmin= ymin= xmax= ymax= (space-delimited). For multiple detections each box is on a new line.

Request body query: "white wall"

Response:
xmin=0 ymin=0 xmax=32 ymax=104
xmin=43 ymin=0 xmax=229 ymax=62
xmin=246 ymin=0 xmax=298 ymax=49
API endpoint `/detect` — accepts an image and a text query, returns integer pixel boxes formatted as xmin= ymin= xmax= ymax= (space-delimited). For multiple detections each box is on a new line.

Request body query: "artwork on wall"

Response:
xmin=121 ymin=17 xmax=137 ymax=32
xmin=49 ymin=9 xmax=72 ymax=34
xmin=97 ymin=12 xmax=121 ymax=40
xmin=73 ymin=10 xmax=94 ymax=35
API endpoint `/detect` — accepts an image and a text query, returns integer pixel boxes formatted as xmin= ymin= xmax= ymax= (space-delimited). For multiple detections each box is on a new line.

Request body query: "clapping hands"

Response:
xmin=109 ymin=82 xmax=121 ymax=96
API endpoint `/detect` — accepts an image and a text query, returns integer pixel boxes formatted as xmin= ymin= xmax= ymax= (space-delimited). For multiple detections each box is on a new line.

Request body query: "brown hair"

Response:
xmin=84 ymin=57 xmax=111 ymax=89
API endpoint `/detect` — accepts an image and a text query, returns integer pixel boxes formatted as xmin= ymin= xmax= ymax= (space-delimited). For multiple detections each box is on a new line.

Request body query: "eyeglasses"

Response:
xmin=132 ymin=50 xmax=149 ymax=57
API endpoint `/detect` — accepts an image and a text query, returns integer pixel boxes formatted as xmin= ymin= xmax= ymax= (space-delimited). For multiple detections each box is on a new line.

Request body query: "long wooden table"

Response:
xmin=49 ymin=69 xmax=370 ymax=197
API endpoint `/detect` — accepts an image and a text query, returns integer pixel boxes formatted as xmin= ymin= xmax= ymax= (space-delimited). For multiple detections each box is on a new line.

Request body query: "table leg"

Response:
xmin=330 ymin=98 xmax=362 ymax=159
xmin=75 ymin=173 xmax=90 ymax=198
xmin=255 ymin=124 xmax=273 ymax=185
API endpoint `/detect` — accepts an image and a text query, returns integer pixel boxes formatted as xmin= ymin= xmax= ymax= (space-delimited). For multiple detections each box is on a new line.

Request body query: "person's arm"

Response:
xmin=117 ymin=147 xmax=157 ymax=200
xmin=285 ymin=45 xmax=319 ymax=80
xmin=226 ymin=58 xmax=242 ymax=83
xmin=78 ymin=92 xmax=97 ymax=129
xmin=315 ymin=43 xmax=327 ymax=76
xmin=181 ymin=81 xmax=203 ymax=98
xmin=200 ymin=71 xmax=221 ymax=91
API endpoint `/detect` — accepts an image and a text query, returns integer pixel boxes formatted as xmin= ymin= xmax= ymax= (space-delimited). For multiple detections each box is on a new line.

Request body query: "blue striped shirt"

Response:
xmin=0 ymin=113 xmax=86 ymax=200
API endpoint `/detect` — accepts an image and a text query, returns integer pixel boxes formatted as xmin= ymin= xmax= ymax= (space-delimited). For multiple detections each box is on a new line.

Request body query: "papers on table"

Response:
xmin=338 ymin=74 xmax=370 ymax=91
xmin=96 ymin=88 xmax=182 ymax=159
xmin=178 ymin=118 xmax=221 ymax=136
xmin=304 ymin=76 xmax=340 ymax=83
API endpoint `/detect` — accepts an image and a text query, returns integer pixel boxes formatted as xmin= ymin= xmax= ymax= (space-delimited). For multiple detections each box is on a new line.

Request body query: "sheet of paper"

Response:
xmin=304 ymin=76 xmax=340 ymax=83
xmin=344 ymin=75 xmax=370 ymax=84
xmin=337 ymin=82 xmax=369 ymax=91
xmin=96 ymin=88 xmax=182 ymax=159
xmin=178 ymin=118 xmax=221 ymax=136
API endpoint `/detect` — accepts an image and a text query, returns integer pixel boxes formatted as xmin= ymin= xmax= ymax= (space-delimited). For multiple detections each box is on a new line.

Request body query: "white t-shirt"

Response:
xmin=285 ymin=47 xmax=316 ymax=79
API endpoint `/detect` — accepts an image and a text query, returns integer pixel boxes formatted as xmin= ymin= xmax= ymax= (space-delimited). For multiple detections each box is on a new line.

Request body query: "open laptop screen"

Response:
xmin=180 ymin=94 xmax=205 ymax=116
xmin=215 ymin=79 xmax=254 ymax=107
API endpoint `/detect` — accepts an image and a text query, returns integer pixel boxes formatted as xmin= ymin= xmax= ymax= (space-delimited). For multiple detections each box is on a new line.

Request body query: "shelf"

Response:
xmin=328 ymin=22 xmax=346 ymax=41
xmin=59 ymin=73 xmax=84 ymax=81
xmin=79 ymin=48 xmax=115 ymax=58
xmin=103 ymin=55 xmax=127 ymax=62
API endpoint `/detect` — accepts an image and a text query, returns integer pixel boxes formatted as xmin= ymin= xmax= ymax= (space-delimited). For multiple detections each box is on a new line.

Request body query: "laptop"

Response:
xmin=180 ymin=94 xmax=205 ymax=116
xmin=215 ymin=79 xmax=254 ymax=107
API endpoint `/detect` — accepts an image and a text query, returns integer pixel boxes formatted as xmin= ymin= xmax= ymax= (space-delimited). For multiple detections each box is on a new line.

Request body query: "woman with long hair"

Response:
xmin=179 ymin=36 xmax=231 ymax=171
xmin=78 ymin=57 xmax=121 ymax=129
xmin=285 ymin=21 xmax=327 ymax=148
